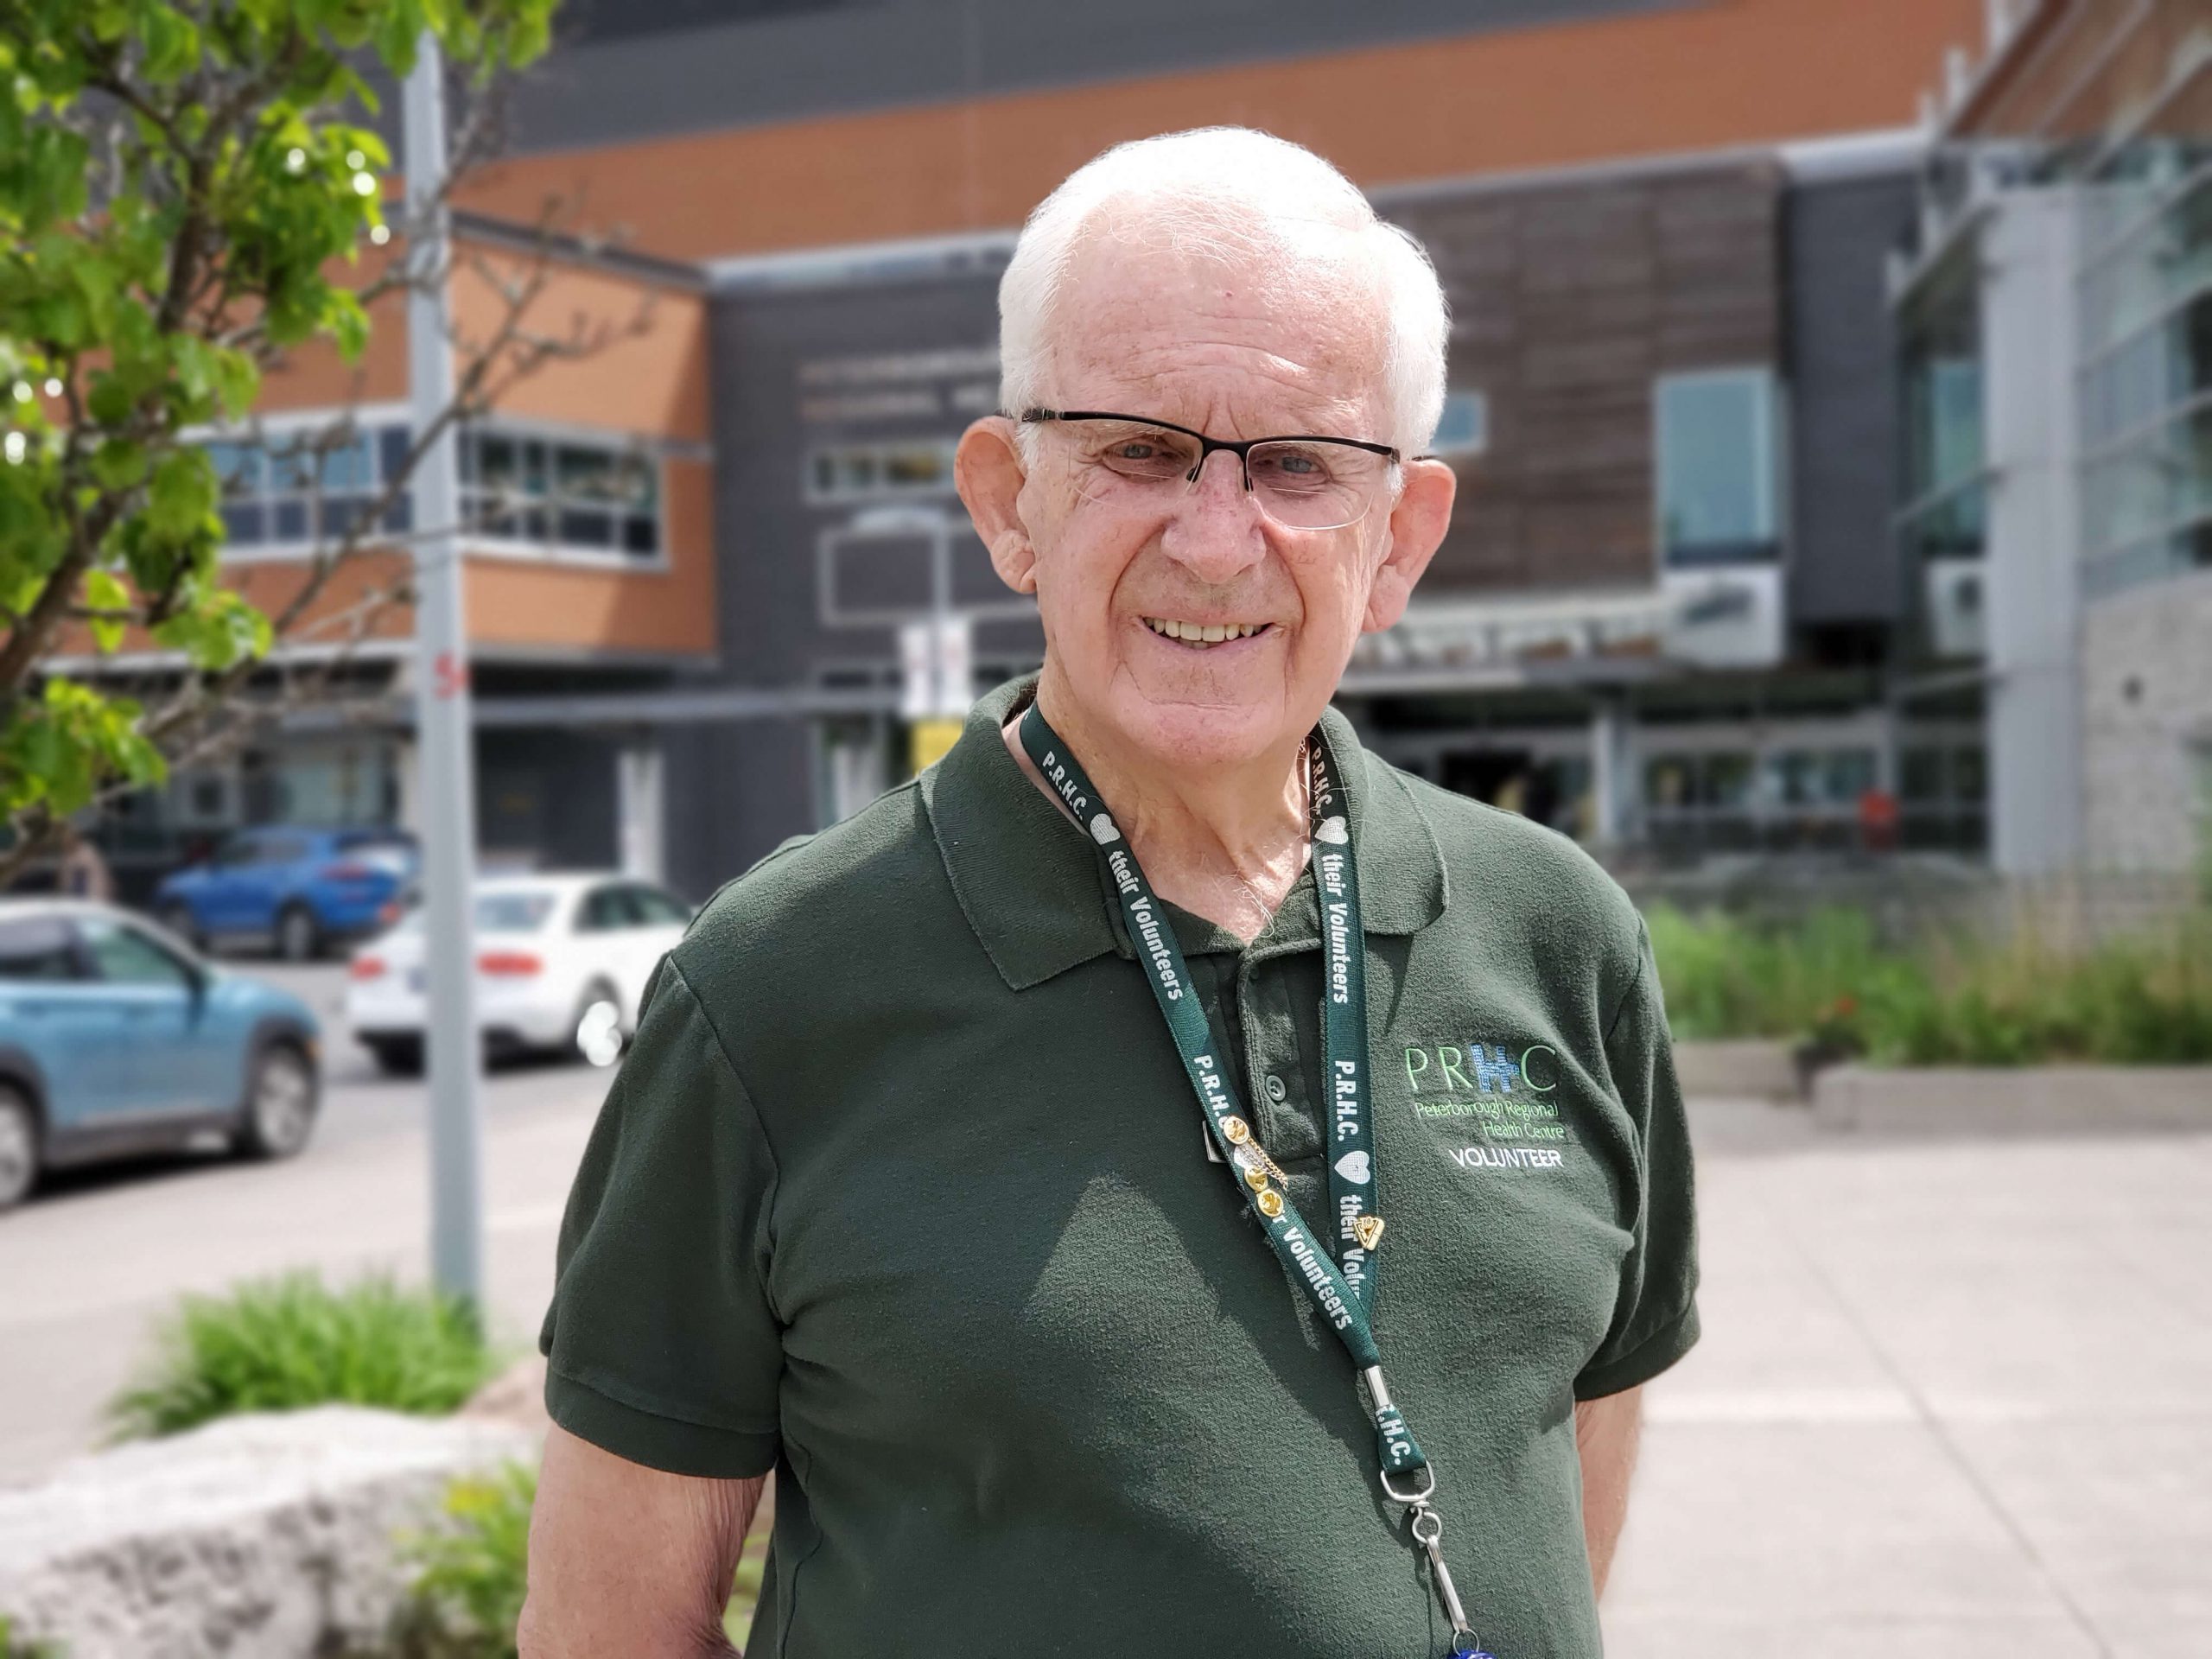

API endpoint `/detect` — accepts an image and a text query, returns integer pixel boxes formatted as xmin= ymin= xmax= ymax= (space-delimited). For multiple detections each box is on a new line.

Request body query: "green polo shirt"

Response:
xmin=540 ymin=673 xmax=1699 ymax=1658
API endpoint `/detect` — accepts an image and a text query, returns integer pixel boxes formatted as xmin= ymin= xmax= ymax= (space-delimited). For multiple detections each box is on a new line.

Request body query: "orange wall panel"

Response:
xmin=458 ymin=0 xmax=1987 ymax=261
xmin=447 ymin=245 xmax=709 ymax=443
xmin=461 ymin=456 xmax=715 ymax=658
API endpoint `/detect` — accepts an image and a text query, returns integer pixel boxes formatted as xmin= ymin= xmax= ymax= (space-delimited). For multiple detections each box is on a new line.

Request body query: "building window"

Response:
xmin=205 ymin=423 xmax=412 ymax=550
xmin=460 ymin=427 xmax=662 ymax=560
xmin=804 ymin=438 xmax=958 ymax=502
xmin=2075 ymin=168 xmax=2212 ymax=601
xmin=1429 ymin=391 xmax=1487 ymax=456
xmin=1654 ymin=369 xmax=1780 ymax=567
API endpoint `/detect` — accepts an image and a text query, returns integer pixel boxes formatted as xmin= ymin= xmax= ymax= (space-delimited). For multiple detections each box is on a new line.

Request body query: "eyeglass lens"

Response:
xmin=1061 ymin=420 xmax=1388 ymax=531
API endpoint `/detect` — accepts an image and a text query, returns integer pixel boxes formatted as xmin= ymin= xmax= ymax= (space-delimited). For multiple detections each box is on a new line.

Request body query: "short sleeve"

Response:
xmin=538 ymin=956 xmax=785 ymax=1476
xmin=1574 ymin=915 xmax=1701 ymax=1400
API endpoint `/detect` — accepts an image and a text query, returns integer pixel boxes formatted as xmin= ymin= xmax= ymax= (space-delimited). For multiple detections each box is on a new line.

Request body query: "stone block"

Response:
xmin=0 ymin=1407 xmax=538 ymax=1659
xmin=1671 ymin=1039 xmax=1804 ymax=1102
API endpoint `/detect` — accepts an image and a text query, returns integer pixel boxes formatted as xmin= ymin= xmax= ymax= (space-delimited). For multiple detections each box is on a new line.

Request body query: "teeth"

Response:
xmin=1145 ymin=618 xmax=1265 ymax=646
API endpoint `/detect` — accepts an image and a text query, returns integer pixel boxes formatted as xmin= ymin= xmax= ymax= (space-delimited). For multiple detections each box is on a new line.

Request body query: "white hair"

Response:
xmin=997 ymin=127 xmax=1449 ymax=456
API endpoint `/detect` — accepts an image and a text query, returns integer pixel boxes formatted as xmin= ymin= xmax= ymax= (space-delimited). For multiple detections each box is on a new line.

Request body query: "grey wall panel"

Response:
xmin=1783 ymin=169 xmax=1916 ymax=625
xmin=511 ymin=0 xmax=1695 ymax=156
xmin=664 ymin=715 xmax=818 ymax=899
xmin=709 ymin=266 xmax=1022 ymax=686
xmin=696 ymin=264 xmax=1044 ymax=872
xmin=474 ymin=729 xmax=620 ymax=869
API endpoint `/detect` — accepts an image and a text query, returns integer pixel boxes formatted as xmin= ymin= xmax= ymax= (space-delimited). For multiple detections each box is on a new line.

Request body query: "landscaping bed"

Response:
xmin=1648 ymin=900 xmax=2212 ymax=1071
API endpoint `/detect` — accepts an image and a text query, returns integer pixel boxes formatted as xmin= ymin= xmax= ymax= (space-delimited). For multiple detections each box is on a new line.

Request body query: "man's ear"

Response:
xmin=1363 ymin=457 xmax=1455 ymax=634
xmin=956 ymin=417 xmax=1038 ymax=595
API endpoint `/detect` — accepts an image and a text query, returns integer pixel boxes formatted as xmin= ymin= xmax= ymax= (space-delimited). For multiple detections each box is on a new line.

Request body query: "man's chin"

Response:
xmin=1109 ymin=691 xmax=1296 ymax=773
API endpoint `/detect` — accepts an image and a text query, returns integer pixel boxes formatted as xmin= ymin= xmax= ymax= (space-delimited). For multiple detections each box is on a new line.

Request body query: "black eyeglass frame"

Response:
xmin=1018 ymin=408 xmax=1402 ymax=494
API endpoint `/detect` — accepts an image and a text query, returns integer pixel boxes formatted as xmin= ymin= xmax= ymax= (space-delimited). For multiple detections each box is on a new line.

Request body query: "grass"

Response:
xmin=107 ymin=1271 xmax=503 ymax=1441
xmin=1648 ymin=902 xmax=2212 ymax=1066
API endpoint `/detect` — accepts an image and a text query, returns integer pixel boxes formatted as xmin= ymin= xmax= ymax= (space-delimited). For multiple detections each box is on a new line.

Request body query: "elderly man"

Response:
xmin=521 ymin=127 xmax=1697 ymax=1659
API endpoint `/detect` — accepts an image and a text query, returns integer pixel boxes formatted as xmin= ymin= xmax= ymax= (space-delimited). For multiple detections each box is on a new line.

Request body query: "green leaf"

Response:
xmin=208 ymin=350 xmax=260 ymax=421
xmin=146 ymin=449 xmax=218 ymax=539
xmin=86 ymin=567 xmax=133 ymax=651
xmin=86 ymin=373 xmax=134 ymax=428
xmin=140 ymin=8 xmax=203 ymax=86
xmin=85 ymin=567 xmax=130 ymax=613
xmin=89 ymin=439 xmax=149 ymax=491
xmin=149 ymin=589 xmax=272 ymax=671
xmin=325 ymin=289 xmax=370 ymax=362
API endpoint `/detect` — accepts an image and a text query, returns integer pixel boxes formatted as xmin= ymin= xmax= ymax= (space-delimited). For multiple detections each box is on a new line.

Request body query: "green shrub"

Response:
xmin=1645 ymin=903 xmax=1904 ymax=1042
xmin=380 ymin=1462 xmax=538 ymax=1659
xmin=107 ymin=1272 xmax=501 ymax=1440
xmin=1855 ymin=916 xmax=2212 ymax=1066
xmin=0 ymin=1616 xmax=62 ymax=1657
xmin=1649 ymin=902 xmax=2212 ymax=1067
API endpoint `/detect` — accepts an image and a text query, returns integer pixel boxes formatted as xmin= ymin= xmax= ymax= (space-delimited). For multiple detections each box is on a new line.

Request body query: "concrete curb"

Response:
xmin=1672 ymin=1039 xmax=1803 ymax=1103
xmin=1810 ymin=1062 xmax=2212 ymax=1135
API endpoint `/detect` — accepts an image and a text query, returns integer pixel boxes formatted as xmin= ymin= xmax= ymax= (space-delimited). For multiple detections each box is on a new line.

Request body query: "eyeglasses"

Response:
xmin=1020 ymin=408 xmax=1400 ymax=531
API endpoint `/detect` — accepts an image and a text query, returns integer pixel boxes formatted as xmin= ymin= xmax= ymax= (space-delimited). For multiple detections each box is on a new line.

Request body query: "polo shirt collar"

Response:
xmin=922 ymin=674 xmax=1449 ymax=991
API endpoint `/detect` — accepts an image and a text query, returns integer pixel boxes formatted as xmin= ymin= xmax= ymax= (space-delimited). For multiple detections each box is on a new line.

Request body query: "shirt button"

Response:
xmin=1264 ymin=1074 xmax=1288 ymax=1103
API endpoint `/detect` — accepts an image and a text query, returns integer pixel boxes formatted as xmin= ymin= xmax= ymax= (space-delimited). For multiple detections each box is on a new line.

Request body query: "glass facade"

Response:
xmin=1653 ymin=369 xmax=1780 ymax=567
xmin=206 ymin=423 xmax=413 ymax=549
xmin=804 ymin=437 xmax=959 ymax=501
xmin=206 ymin=419 xmax=666 ymax=562
xmin=1429 ymin=390 xmax=1488 ymax=456
xmin=2078 ymin=157 xmax=2212 ymax=600
xmin=1897 ymin=249 xmax=1986 ymax=551
xmin=1895 ymin=243 xmax=1988 ymax=662
xmin=460 ymin=425 xmax=663 ymax=559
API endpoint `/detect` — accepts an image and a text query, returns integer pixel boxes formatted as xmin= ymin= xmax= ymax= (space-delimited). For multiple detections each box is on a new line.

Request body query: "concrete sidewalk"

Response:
xmin=1603 ymin=1099 xmax=2212 ymax=1658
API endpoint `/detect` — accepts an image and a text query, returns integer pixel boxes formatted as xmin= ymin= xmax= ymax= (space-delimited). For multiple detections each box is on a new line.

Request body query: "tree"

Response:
xmin=0 ymin=0 xmax=624 ymax=887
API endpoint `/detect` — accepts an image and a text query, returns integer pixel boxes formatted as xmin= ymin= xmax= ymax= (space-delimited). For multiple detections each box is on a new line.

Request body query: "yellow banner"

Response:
xmin=908 ymin=717 xmax=964 ymax=774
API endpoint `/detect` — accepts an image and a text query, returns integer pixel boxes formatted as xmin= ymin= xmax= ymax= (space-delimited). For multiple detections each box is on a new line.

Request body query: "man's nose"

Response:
xmin=1158 ymin=449 xmax=1267 ymax=584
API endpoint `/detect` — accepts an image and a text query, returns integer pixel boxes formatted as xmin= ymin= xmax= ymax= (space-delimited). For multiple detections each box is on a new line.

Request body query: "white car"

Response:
xmin=344 ymin=874 xmax=692 ymax=1075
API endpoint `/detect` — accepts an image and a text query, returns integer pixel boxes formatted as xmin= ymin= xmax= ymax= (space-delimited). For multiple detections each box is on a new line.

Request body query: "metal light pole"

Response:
xmin=402 ymin=36 xmax=485 ymax=1309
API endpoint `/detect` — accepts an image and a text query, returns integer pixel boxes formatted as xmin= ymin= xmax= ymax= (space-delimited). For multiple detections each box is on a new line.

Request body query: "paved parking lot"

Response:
xmin=0 ymin=963 xmax=609 ymax=1483
xmin=1606 ymin=1099 xmax=2212 ymax=1658
xmin=3 ymin=977 xmax=2207 ymax=1654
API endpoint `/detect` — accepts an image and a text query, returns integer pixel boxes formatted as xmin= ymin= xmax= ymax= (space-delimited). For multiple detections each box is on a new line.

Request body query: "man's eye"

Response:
xmin=1109 ymin=442 xmax=1162 ymax=461
xmin=1256 ymin=447 xmax=1334 ymax=482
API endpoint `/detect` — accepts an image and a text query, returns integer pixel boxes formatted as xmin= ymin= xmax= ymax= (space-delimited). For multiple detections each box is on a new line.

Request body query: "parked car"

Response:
xmin=0 ymin=899 xmax=322 ymax=1212
xmin=344 ymin=874 xmax=693 ymax=1075
xmin=156 ymin=827 xmax=418 ymax=961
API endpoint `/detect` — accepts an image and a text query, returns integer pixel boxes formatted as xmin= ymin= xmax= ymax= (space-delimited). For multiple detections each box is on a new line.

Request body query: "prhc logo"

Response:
xmin=1402 ymin=1041 xmax=1560 ymax=1096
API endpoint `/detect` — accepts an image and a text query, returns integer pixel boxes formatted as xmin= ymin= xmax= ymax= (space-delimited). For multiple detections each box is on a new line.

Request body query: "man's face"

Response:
xmin=968 ymin=232 xmax=1452 ymax=773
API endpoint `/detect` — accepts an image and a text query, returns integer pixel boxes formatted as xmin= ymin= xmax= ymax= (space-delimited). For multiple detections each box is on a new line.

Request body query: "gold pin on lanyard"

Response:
xmin=1224 ymin=1117 xmax=1384 ymax=1251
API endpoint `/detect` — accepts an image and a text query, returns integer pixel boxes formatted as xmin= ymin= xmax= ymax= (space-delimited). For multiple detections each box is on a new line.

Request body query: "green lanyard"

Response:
xmin=1018 ymin=703 xmax=1492 ymax=1658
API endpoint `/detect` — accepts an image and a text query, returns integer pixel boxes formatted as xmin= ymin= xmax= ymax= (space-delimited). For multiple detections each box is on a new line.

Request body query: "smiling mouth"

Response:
xmin=1142 ymin=617 xmax=1274 ymax=649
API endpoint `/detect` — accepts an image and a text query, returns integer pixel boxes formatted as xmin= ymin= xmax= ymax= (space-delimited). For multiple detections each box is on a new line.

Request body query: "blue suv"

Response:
xmin=0 ymin=900 xmax=321 ymax=1211
xmin=156 ymin=827 xmax=417 ymax=961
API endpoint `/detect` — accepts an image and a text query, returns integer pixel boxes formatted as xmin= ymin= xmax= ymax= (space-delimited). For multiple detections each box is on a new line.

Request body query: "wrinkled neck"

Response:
xmin=1008 ymin=675 xmax=1310 ymax=941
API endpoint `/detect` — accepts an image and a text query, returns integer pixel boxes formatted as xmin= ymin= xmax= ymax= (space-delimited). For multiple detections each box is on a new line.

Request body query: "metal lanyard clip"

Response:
xmin=1408 ymin=1502 xmax=1491 ymax=1658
